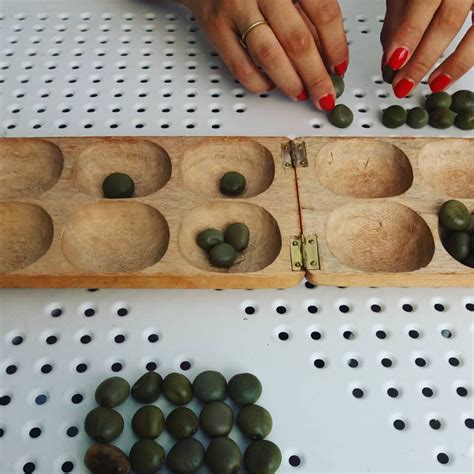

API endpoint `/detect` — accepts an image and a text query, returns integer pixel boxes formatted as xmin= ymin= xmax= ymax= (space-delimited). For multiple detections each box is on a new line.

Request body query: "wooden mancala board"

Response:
xmin=0 ymin=136 xmax=472 ymax=288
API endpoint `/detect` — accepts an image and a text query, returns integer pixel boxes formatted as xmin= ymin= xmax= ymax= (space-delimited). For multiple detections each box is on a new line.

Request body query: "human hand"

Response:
xmin=381 ymin=0 xmax=473 ymax=97
xmin=178 ymin=0 xmax=349 ymax=110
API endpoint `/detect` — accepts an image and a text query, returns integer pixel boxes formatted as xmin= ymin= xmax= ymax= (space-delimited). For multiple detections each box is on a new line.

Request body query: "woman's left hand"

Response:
xmin=381 ymin=0 xmax=473 ymax=97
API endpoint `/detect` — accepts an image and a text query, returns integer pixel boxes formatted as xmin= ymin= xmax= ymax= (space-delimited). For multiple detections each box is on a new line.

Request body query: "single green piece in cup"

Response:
xmin=84 ymin=444 xmax=131 ymax=474
xmin=220 ymin=171 xmax=246 ymax=196
xmin=330 ymin=74 xmax=345 ymax=98
xmin=228 ymin=373 xmax=262 ymax=405
xmin=167 ymin=439 xmax=205 ymax=474
xmin=166 ymin=407 xmax=199 ymax=439
xmin=84 ymin=407 xmax=124 ymax=443
xmin=197 ymin=229 xmax=224 ymax=251
xmin=193 ymin=370 xmax=227 ymax=403
xmin=102 ymin=172 xmax=135 ymax=199
xmin=224 ymin=223 xmax=250 ymax=252
xmin=382 ymin=105 xmax=407 ymax=128
xmin=244 ymin=440 xmax=282 ymax=474
xmin=451 ymin=89 xmax=474 ymax=113
xmin=95 ymin=376 xmax=130 ymax=408
xmin=445 ymin=232 xmax=470 ymax=262
xmin=129 ymin=439 xmax=165 ymax=474
xmin=131 ymin=405 xmax=164 ymax=439
xmin=131 ymin=371 xmax=162 ymax=404
xmin=328 ymin=104 xmax=353 ymax=128
xmin=163 ymin=372 xmax=193 ymax=405
xmin=382 ymin=64 xmax=396 ymax=84
xmin=425 ymin=91 xmax=452 ymax=111
xmin=206 ymin=437 xmax=242 ymax=474
xmin=406 ymin=107 xmax=429 ymax=129
xmin=210 ymin=242 xmax=237 ymax=268
xmin=429 ymin=107 xmax=455 ymax=129
xmin=199 ymin=401 xmax=234 ymax=437
xmin=439 ymin=200 xmax=470 ymax=231
xmin=454 ymin=110 xmax=474 ymax=131
xmin=237 ymin=404 xmax=273 ymax=440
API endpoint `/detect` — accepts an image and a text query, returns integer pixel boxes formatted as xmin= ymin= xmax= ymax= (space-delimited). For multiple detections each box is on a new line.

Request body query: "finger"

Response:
xmin=260 ymin=0 xmax=335 ymax=110
xmin=380 ymin=0 xmax=406 ymax=60
xmin=299 ymin=0 xmax=349 ymax=75
xmin=244 ymin=22 xmax=307 ymax=100
xmin=392 ymin=0 xmax=472 ymax=98
xmin=428 ymin=25 xmax=474 ymax=92
xmin=384 ymin=0 xmax=441 ymax=70
xmin=204 ymin=19 xmax=272 ymax=93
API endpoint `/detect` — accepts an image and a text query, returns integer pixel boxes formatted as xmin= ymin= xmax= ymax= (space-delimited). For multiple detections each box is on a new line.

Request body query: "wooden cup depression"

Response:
xmin=0 ymin=136 xmax=472 ymax=288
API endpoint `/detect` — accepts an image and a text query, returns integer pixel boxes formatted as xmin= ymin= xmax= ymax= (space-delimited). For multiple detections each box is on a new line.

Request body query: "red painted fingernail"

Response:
xmin=266 ymin=84 xmax=275 ymax=92
xmin=335 ymin=60 xmax=348 ymax=76
xmin=430 ymin=74 xmax=451 ymax=93
xmin=297 ymin=90 xmax=309 ymax=101
xmin=394 ymin=78 xmax=414 ymax=98
xmin=319 ymin=94 xmax=335 ymax=111
xmin=388 ymin=47 xmax=409 ymax=71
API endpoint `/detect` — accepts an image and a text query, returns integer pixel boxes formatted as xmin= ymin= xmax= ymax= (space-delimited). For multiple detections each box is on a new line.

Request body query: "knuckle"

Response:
xmin=437 ymin=8 xmax=465 ymax=31
xmin=408 ymin=58 xmax=433 ymax=78
xmin=231 ymin=61 xmax=255 ymax=85
xmin=254 ymin=42 xmax=280 ymax=67
xmin=399 ymin=22 xmax=425 ymax=41
xmin=308 ymin=75 xmax=331 ymax=94
xmin=450 ymin=54 xmax=472 ymax=74
xmin=283 ymin=29 xmax=313 ymax=56
xmin=315 ymin=0 xmax=341 ymax=26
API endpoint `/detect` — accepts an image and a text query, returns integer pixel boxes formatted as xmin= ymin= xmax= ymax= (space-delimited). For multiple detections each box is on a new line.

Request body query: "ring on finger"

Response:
xmin=240 ymin=20 xmax=269 ymax=49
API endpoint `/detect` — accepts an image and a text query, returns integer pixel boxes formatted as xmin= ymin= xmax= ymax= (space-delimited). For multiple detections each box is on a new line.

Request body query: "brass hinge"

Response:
xmin=290 ymin=234 xmax=320 ymax=271
xmin=281 ymin=139 xmax=307 ymax=168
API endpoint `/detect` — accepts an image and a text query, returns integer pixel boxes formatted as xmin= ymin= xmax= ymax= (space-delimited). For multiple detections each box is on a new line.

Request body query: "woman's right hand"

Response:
xmin=177 ymin=0 xmax=349 ymax=111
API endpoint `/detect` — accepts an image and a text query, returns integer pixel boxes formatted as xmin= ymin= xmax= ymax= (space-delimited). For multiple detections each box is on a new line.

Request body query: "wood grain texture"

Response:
xmin=298 ymin=137 xmax=474 ymax=287
xmin=0 ymin=136 xmax=302 ymax=288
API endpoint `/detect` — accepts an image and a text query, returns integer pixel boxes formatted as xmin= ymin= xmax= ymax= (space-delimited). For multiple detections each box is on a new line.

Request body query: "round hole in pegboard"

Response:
xmin=313 ymin=356 xmax=326 ymax=369
xmin=447 ymin=354 xmax=461 ymax=367
xmin=421 ymin=386 xmax=435 ymax=398
xmin=374 ymin=328 xmax=388 ymax=339
xmin=0 ymin=427 xmax=5 ymax=437
xmin=184 ymin=119 xmax=196 ymax=129
xmin=342 ymin=329 xmax=356 ymax=340
xmin=66 ymin=425 xmax=79 ymax=438
xmin=456 ymin=385 xmax=468 ymax=397
xmin=34 ymin=104 xmax=46 ymax=113
xmin=380 ymin=356 xmax=394 ymax=368
xmin=465 ymin=302 xmax=474 ymax=312
xmin=180 ymin=360 xmax=192 ymax=371
xmin=0 ymin=394 xmax=12 ymax=405
xmin=22 ymin=462 xmax=36 ymax=473
xmin=33 ymin=392 xmax=48 ymax=405
xmin=5 ymin=364 xmax=18 ymax=375
xmin=79 ymin=334 xmax=92 ymax=344
xmin=71 ymin=393 xmax=84 ymax=405
xmin=310 ymin=329 xmax=322 ymax=340
xmin=392 ymin=418 xmax=406 ymax=431
xmin=276 ymin=326 xmax=291 ymax=341
xmin=275 ymin=304 xmax=287 ymax=315
xmin=75 ymin=362 xmax=88 ymax=374
xmin=40 ymin=362 xmax=53 ymax=374
xmin=110 ymin=361 xmax=124 ymax=373
xmin=288 ymin=454 xmax=303 ymax=467
xmin=210 ymin=119 xmax=222 ymax=129
xmin=370 ymin=302 xmax=383 ymax=313
xmin=145 ymin=361 xmax=158 ymax=371
xmin=440 ymin=327 xmax=454 ymax=338
xmin=433 ymin=301 xmax=447 ymax=312
xmin=436 ymin=452 xmax=450 ymax=465
xmin=429 ymin=418 xmax=442 ymax=430
xmin=386 ymin=387 xmax=400 ymax=398
xmin=45 ymin=334 xmax=59 ymax=345
xmin=10 ymin=332 xmax=25 ymax=346
xmin=464 ymin=418 xmax=474 ymax=429
xmin=147 ymin=332 xmax=160 ymax=343
xmin=414 ymin=355 xmax=428 ymax=367
xmin=360 ymin=120 xmax=373 ymax=129
xmin=114 ymin=303 xmax=129 ymax=317
xmin=347 ymin=356 xmax=359 ymax=368
xmin=160 ymin=120 xmax=171 ymax=129
xmin=351 ymin=387 xmax=365 ymax=399
xmin=28 ymin=426 xmax=42 ymax=439
xmin=60 ymin=461 xmax=74 ymax=473
xmin=233 ymin=103 xmax=247 ymax=114
xmin=353 ymin=89 xmax=366 ymax=98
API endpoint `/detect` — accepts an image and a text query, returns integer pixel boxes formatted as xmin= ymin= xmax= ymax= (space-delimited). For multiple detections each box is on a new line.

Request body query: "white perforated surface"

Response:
xmin=0 ymin=0 xmax=472 ymax=137
xmin=0 ymin=1 xmax=473 ymax=473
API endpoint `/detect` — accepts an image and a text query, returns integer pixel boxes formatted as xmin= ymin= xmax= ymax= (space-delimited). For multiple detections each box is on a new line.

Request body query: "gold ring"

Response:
xmin=240 ymin=20 xmax=269 ymax=49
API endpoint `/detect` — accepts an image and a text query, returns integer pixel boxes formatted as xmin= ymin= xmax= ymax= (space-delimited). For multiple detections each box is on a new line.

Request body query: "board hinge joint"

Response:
xmin=290 ymin=234 xmax=319 ymax=271
xmin=281 ymin=139 xmax=307 ymax=168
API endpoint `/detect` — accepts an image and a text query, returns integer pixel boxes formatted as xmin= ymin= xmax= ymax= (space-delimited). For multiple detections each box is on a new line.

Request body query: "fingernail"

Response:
xmin=388 ymin=47 xmax=409 ymax=71
xmin=394 ymin=78 xmax=414 ymax=98
xmin=335 ymin=60 xmax=348 ymax=76
xmin=297 ymin=90 xmax=309 ymax=101
xmin=430 ymin=74 xmax=452 ymax=93
xmin=266 ymin=84 xmax=275 ymax=92
xmin=319 ymin=94 xmax=335 ymax=111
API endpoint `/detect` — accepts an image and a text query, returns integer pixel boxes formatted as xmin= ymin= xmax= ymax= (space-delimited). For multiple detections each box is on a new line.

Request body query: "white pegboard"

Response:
xmin=0 ymin=285 xmax=473 ymax=474
xmin=0 ymin=0 xmax=473 ymax=137
xmin=0 ymin=1 xmax=473 ymax=473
